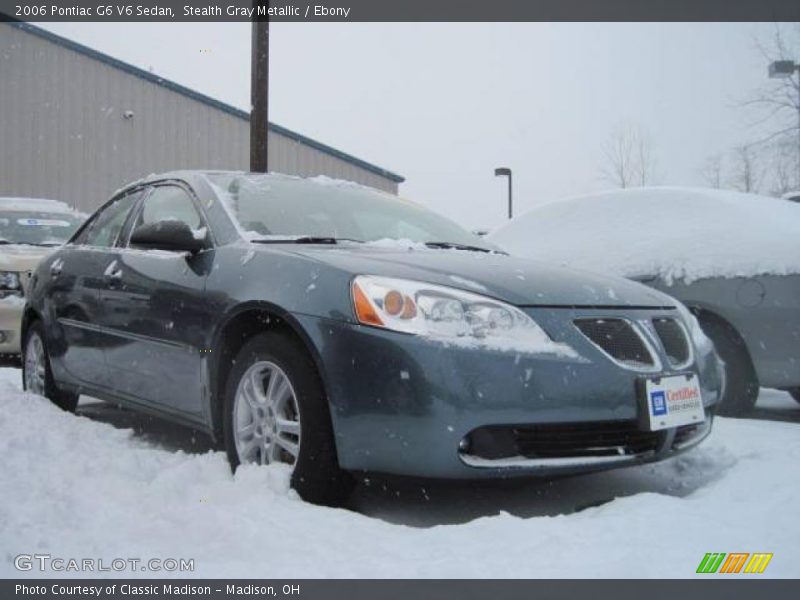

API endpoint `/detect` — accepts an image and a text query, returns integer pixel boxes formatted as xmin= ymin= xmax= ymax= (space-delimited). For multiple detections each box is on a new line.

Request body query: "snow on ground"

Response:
xmin=488 ymin=187 xmax=800 ymax=283
xmin=0 ymin=368 xmax=798 ymax=578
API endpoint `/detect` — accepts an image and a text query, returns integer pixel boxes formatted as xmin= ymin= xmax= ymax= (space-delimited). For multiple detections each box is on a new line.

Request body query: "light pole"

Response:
xmin=495 ymin=167 xmax=513 ymax=219
xmin=768 ymin=59 xmax=800 ymax=187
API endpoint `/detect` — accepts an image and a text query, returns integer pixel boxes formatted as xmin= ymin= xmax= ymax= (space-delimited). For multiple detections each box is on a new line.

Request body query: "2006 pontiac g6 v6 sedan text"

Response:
xmin=21 ymin=171 xmax=724 ymax=506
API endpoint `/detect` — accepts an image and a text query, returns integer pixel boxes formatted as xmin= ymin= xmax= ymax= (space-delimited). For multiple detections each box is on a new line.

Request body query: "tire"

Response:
xmin=22 ymin=320 xmax=79 ymax=412
xmin=698 ymin=316 xmax=758 ymax=417
xmin=222 ymin=331 xmax=354 ymax=507
xmin=789 ymin=389 xmax=800 ymax=404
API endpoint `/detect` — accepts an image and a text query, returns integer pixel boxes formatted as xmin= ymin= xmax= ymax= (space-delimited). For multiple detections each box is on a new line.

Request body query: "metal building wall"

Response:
xmin=0 ymin=24 xmax=401 ymax=214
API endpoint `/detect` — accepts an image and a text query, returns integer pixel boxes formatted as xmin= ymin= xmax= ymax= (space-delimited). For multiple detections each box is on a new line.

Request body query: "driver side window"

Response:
xmin=134 ymin=185 xmax=203 ymax=233
xmin=82 ymin=191 xmax=140 ymax=248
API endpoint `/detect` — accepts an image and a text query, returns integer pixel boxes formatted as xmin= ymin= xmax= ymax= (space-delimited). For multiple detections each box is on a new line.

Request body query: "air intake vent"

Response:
xmin=652 ymin=318 xmax=691 ymax=368
xmin=466 ymin=420 xmax=665 ymax=460
xmin=574 ymin=318 xmax=654 ymax=369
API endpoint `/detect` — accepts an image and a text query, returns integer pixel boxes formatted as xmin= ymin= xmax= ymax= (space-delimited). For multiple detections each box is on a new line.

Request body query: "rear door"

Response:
xmin=99 ymin=183 xmax=213 ymax=417
xmin=48 ymin=190 xmax=142 ymax=387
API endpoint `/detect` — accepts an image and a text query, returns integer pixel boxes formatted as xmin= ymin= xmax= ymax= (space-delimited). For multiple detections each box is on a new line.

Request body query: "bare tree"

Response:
xmin=742 ymin=24 xmax=800 ymax=192
xmin=634 ymin=129 xmax=657 ymax=186
xmin=728 ymin=145 xmax=762 ymax=193
xmin=768 ymin=138 xmax=800 ymax=196
xmin=699 ymin=154 xmax=724 ymax=189
xmin=602 ymin=124 xmax=658 ymax=188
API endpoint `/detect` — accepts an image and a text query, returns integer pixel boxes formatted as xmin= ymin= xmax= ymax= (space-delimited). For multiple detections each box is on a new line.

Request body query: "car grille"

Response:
xmin=468 ymin=421 xmax=665 ymax=460
xmin=574 ymin=318 xmax=654 ymax=369
xmin=652 ymin=318 xmax=691 ymax=368
xmin=514 ymin=421 xmax=663 ymax=458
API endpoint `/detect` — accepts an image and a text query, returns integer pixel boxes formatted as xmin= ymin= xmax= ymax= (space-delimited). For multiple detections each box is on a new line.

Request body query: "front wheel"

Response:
xmin=222 ymin=331 xmax=354 ymax=507
xmin=22 ymin=320 xmax=79 ymax=412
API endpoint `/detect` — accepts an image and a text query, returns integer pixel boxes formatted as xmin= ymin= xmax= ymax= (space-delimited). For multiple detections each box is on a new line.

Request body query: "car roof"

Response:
xmin=0 ymin=197 xmax=78 ymax=213
xmin=126 ymin=170 xmax=396 ymax=198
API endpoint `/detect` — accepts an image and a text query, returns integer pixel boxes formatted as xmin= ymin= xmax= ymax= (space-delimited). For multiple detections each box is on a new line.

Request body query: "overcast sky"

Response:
xmin=39 ymin=22 xmax=786 ymax=230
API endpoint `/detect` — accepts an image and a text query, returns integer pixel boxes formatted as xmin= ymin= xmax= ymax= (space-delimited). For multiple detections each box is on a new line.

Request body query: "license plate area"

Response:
xmin=639 ymin=373 xmax=705 ymax=431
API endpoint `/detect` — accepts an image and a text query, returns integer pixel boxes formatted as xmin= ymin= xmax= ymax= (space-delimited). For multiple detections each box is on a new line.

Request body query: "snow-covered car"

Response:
xmin=783 ymin=190 xmax=800 ymax=203
xmin=22 ymin=173 xmax=723 ymax=506
xmin=0 ymin=197 xmax=84 ymax=355
xmin=489 ymin=187 xmax=800 ymax=415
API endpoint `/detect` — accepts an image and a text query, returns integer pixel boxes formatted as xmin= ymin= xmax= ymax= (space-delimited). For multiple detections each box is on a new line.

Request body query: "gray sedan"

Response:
xmin=22 ymin=172 xmax=723 ymax=506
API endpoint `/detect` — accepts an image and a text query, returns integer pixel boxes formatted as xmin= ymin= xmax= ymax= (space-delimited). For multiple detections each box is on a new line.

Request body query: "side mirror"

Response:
xmin=129 ymin=220 xmax=206 ymax=253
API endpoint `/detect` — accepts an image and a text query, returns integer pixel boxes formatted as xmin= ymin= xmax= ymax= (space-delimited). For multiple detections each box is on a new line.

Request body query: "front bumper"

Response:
xmin=296 ymin=306 xmax=723 ymax=478
xmin=0 ymin=295 xmax=25 ymax=354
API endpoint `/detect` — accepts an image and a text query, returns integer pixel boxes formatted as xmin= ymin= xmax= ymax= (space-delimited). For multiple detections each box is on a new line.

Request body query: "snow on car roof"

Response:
xmin=488 ymin=186 xmax=800 ymax=284
xmin=0 ymin=196 xmax=78 ymax=214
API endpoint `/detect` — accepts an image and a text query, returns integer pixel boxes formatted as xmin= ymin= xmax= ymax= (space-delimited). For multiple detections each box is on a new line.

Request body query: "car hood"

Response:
xmin=0 ymin=244 xmax=57 ymax=272
xmin=282 ymin=244 xmax=676 ymax=308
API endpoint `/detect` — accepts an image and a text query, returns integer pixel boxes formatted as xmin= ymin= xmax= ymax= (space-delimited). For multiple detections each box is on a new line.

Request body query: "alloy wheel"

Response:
xmin=24 ymin=332 xmax=47 ymax=396
xmin=233 ymin=361 xmax=301 ymax=467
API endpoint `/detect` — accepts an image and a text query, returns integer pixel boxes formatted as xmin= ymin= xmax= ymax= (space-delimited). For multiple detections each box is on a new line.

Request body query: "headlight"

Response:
xmin=351 ymin=275 xmax=576 ymax=356
xmin=0 ymin=271 xmax=21 ymax=291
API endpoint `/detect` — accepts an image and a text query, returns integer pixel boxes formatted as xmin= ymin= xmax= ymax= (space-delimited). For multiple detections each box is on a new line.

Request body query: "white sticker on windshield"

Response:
xmin=16 ymin=218 xmax=71 ymax=227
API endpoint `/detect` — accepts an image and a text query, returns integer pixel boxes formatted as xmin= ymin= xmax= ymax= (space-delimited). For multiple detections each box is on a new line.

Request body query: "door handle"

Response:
xmin=103 ymin=260 xmax=123 ymax=283
xmin=50 ymin=258 xmax=64 ymax=277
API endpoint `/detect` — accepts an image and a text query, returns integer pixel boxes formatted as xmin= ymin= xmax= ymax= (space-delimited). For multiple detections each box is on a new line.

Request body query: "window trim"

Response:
xmin=70 ymin=187 xmax=145 ymax=249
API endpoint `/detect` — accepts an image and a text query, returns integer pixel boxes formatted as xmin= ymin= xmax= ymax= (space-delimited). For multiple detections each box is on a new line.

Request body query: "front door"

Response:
xmin=100 ymin=183 xmax=213 ymax=417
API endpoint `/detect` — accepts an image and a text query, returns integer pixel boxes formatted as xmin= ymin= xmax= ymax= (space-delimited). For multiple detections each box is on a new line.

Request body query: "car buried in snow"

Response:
xmin=22 ymin=172 xmax=723 ymax=506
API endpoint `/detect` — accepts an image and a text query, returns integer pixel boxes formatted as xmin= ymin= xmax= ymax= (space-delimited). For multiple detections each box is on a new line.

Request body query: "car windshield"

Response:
xmin=0 ymin=211 xmax=84 ymax=246
xmin=207 ymin=173 xmax=495 ymax=251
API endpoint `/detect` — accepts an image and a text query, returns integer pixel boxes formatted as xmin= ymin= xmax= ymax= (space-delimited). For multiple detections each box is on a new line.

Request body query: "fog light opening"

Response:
xmin=458 ymin=435 xmax=471 ymax=454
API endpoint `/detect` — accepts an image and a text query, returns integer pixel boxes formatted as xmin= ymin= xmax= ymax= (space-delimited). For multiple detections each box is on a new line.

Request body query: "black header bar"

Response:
xmin=1 ymin=0 xmax=800 ymax=22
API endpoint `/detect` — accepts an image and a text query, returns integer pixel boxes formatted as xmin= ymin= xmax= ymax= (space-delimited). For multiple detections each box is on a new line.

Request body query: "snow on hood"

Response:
xmin=285 ymin=244 xmax=676 ymax=308
xmin=488 ymin=187 xmax=800 ymax=284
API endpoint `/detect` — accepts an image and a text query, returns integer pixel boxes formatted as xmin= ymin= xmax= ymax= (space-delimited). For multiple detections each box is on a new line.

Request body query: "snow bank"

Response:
xmin=0 ymin=369 xmax=798 ymax=578
xmin=489 ymin=187 xmax=800 ymax=284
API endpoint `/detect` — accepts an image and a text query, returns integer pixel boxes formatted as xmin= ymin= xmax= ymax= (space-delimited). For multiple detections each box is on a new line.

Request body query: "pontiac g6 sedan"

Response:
xmin=22 ymin=172 xmax=723 ymax=506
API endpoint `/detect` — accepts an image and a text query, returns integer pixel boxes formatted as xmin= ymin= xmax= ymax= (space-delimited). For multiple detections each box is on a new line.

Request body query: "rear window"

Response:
xmin=0 ymin=211 xmax=84 ymax=246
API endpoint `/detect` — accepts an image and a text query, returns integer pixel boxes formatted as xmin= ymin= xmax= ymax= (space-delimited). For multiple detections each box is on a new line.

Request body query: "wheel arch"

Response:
xmin=20 ymin=305 xmax=43 ymax=346
xmin=207 ymin=301 xmax=329 ymax=441
xmin=688 ymin=304 xmax=758 ymax=380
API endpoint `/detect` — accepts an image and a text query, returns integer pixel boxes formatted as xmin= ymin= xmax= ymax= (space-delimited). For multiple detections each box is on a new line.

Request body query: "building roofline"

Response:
xmin=5 ymin=19 xmax=405 ymax=184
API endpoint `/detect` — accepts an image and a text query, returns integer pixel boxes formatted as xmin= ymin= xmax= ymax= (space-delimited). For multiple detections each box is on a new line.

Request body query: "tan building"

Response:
xmin=0 ymin=22 xmax=404 ymax=213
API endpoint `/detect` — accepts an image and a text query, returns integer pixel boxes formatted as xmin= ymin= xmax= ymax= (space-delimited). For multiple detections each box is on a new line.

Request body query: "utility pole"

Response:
xmin=250 ymin=2 xmax=269 ymax=172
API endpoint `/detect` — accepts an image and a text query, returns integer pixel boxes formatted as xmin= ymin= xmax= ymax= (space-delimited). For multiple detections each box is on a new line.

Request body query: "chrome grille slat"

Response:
xmin=573 ymin=317 xmax=655 ymax=370
xmin=652 ymin=317 xmax=692 ymax=368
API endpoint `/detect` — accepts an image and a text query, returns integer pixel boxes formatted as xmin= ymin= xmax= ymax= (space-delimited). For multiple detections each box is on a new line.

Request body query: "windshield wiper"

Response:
xmin=425 ymin=241 xmax=501 ymax=254
xmin=250 ymin=235 xmax=346 ymax=245
xmin=2 ymin=241 xmax=63 ymax=248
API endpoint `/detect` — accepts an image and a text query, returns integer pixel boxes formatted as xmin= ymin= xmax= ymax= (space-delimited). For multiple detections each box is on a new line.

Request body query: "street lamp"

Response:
xmin=495 ymin=167 xmax=513 ymax=219
xmin=768 ymin=60 xmax=800 ymax=186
